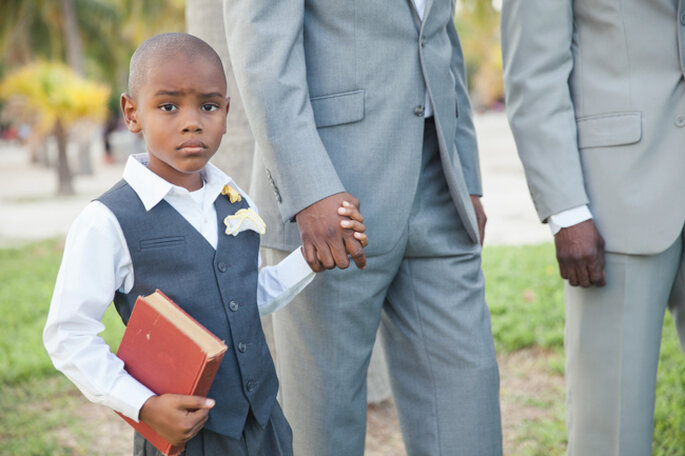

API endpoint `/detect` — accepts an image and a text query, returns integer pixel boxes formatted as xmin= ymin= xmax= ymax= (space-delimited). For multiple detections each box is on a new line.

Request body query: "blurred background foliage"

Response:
xmin=0 ymin=62 xmax=109 ymax=134
xmin=0 ymin=0 xmax=503 ymax=194
xmin=0 ymin=0 xmax=502 ymax=125
xmin=456 ymin=0 xmax=504 ymax=110
xmin=0 ymin=0 xmax=185 ymax=194
xmin=0 ymin=0 xmax=185 ymax=89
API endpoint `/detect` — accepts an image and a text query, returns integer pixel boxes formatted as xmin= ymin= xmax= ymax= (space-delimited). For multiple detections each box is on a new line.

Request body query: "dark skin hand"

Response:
xmin=139 ymin=394 xmax=215 ymax=447
xmin=470 ymin=195 xmax=487 ymax=245
xmin=296 ymin=192 xmax=367 ymax=272
xmin=554 ymin=218 xmax=606 ymax=288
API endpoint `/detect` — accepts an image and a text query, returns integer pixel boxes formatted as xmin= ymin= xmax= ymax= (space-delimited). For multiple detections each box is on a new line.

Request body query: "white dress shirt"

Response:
xmin=549 ymin=205 xmax=593 ymax=235
xmin=413 ymin=0 xmax=434 ymax=118
xmin=43 ymin=154 xmax=314 ymax=422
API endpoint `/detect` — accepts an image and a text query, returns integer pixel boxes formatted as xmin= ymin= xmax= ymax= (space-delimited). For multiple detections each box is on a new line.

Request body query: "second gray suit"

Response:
xmin=502 ymin=0 xmax=685 ymax=453
xmin=224 ymin=1 xmax=502 ymax=454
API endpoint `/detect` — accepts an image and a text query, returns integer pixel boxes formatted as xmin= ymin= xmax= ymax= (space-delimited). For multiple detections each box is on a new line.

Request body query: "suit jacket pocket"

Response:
xmin=310 ymin=89 xmax=365 ymax=128
xmin=576 ymin=111 xmax=642 ymax=149
xmin=139 ymin=236 xmax=186 ymax=250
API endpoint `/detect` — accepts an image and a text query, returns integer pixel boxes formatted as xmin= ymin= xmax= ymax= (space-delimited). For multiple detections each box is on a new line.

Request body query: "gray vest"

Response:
xmin=97 ymin=180 xmax=277 ymax=439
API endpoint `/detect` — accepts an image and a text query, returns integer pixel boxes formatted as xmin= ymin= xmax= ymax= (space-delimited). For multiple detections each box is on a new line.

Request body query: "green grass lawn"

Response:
xmin=1 ymin=240 xmax=684 ymax=455
xmin=0 ymin=240 xmax=125 ymax=455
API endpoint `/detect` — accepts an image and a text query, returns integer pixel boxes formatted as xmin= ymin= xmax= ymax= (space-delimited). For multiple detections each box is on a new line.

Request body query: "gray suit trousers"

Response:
xmin=265 ymin=120 xmax=502 ymax=456
xmin=565 ymin=229 xmax=685 ymax=456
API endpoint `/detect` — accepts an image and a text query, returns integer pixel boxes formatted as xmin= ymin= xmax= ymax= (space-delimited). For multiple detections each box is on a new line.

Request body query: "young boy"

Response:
xmin=43 ymin=33 xmax=367 ymax=456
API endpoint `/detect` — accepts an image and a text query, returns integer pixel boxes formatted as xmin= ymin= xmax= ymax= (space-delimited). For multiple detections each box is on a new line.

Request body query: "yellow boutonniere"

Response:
xmin=224 ymin=208 xmax=266 ymax=236
xmin=221 ymin=184 xmax=242 ymax=204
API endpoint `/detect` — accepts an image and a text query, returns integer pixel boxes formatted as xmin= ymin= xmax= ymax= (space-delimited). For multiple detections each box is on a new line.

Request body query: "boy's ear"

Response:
xmin=120 ymin=93 xmax=141 ymax=134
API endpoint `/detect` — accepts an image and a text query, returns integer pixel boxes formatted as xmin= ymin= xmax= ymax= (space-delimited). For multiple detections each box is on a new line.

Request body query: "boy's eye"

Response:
xmin=160 ymin=104 xmax=177 ymax=112
xmin=202 ymin=103 xmax=219 ymax=112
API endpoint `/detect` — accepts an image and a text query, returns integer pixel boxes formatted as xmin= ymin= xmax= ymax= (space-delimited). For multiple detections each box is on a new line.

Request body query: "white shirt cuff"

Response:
xmin=548 ymin=205 xmax=593 ymax=235
xmin=106 ymin=373 xmax=156 ymax=422
xmin=278 ymin=247 xmax=314 ymax=287
xmin=257 ymin=248 xmax=315 ymax=317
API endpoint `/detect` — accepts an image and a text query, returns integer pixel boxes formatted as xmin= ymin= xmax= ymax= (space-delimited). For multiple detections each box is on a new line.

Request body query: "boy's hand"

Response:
xmin=139 ymin=394 xmax=215 ymax=447
xmin=338 ymin=200 xmax=369 ymax=253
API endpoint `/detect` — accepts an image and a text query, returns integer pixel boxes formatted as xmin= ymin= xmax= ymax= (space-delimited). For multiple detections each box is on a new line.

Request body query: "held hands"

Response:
xmin=139 ymin=394 xmax=215 ymax=447
xmin=339 ymin=199 xmax=368 ymax=248
xmin=554 ymin=219 xmax=606 ymax=288
xmin=296 ymin=192 xmax=368 ymax=272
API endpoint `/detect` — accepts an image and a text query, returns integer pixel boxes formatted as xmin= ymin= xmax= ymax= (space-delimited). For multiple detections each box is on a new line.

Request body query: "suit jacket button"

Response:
xmin=229 ymin=300 xmax=239 ymax=312
xmin=238 ymin=342 xmax=247 ymax=353
xmin=246 ymin=380 xmax=256 ymax=392
xmin=675 ymin=115 xmax=685 ymax=127
xmin=414 ymin=105 xmax=425 ymax=117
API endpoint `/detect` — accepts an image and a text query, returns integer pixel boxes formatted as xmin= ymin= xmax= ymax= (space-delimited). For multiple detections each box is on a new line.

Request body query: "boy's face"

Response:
xmin=121 ymin=54 xmax=229 ymax=189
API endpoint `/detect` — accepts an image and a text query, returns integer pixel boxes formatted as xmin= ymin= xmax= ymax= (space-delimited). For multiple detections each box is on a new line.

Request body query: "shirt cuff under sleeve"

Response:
xmin=278 ymin=247 xmax=315 ymax=288
xmin=106 ymin=373 xmax=156 ymax=422
xmin=548 ymin=205 xmax=593 ymax=235
xmin=257 ymin=247 xmax=315 ymax=317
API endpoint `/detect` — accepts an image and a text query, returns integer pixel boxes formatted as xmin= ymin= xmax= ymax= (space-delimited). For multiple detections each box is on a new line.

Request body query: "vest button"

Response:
xmin=681 ymin=13 xmax=685 ymax=25
xmin=246 ymin=380 xmax=256 ymax=392
xmin=217 ymin=262 xmax=228 ymax=272
xmin=675 ymin=115 xmax=685 ymax=127
xmin=229 ymin=300 xmax=239 ymax=312
xmin=238 ymin=342 xmax=247 ymax=353
xmin=414 ymin=105 xmax=425 ymax=117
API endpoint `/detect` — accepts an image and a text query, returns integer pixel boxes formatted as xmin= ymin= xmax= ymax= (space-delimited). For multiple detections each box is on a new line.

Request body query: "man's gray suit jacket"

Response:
xmin=502 ymin=0 xmax=685 ymax=255
xmin=224 ymin=0 xmax=482 ymax=254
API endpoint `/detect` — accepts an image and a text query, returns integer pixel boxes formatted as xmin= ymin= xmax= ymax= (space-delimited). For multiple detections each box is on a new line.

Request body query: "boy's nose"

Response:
xmin=181 ymin=113 xmax=202 ymax=133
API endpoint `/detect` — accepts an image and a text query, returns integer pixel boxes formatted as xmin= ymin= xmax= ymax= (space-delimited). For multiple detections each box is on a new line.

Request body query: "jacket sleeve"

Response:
xmin=501 ymin=0 xmax=589 ymax=221
xmin=223 ymin=0 xmax=346 ymax=223
xmin=447 ymin=16 xmax=483 ymax=196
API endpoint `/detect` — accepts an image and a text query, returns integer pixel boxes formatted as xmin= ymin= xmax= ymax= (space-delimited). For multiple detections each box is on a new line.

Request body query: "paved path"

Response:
xmin=0 ymin=112 xmax=551 ymax=247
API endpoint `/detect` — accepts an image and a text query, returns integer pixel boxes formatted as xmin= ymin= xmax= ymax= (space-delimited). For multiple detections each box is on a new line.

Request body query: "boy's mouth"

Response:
xmin=177 ymin=140 xmax=207 ymax=154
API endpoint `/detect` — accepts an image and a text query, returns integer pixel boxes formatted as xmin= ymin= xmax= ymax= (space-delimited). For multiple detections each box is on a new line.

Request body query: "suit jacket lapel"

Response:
xmin=407 ymin=0 xmax=421 ymax=30
xmin=407 ymin=0 xmax=435 ymax=31
xmin=423 ymin=0 xmax=435 ymax=23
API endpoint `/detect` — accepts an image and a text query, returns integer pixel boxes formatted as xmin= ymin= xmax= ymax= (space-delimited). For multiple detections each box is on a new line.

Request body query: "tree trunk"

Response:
xmin=60 ymin=0 xmax=94 ymax=175
xmin=54 ymin=120 xmax=74 ymax=195
xmin=59 ymin=0 xmax=84 ymax=75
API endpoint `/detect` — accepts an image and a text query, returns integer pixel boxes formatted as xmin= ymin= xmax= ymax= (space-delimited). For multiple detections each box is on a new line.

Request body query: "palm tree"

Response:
xmin=1 ymin=0 xmax=185 ymax=173
xmin=0 ymin=62 xmax=110 ymax=195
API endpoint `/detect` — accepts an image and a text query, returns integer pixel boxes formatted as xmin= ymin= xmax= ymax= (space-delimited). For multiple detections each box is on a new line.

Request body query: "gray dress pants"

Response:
xmin=266 ymin=119 xmax=503 ymax=456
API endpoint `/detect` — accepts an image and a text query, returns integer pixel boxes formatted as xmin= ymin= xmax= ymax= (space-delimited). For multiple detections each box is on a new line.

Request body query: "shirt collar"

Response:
xmin=123 ymin=153 xmax=252 ymax=212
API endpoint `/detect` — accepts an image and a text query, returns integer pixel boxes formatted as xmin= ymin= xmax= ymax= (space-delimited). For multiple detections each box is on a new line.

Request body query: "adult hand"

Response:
xmin=296 ymin=192 xmax=366 ymax=272
xmin=139 ymin=394 xmax=214 ymax=447
xmin=554 ymin=219 xmax=606 ymax=288
xmin=470 ymin=195 xmax=487 ymax=246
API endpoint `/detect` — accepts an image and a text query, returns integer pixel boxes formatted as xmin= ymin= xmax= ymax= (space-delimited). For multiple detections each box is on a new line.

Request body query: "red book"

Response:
xmin=115 ymin=290 xmax=227 ymax=456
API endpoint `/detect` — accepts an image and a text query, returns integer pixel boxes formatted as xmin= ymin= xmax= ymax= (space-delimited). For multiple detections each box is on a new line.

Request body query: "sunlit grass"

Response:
xmin=1 ymin=240 xmax=683 ymax=454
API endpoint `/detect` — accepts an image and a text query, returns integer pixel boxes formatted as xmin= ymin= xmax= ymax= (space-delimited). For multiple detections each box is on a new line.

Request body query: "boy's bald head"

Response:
xmin=127 ymin=33 xmax=226 ymax=98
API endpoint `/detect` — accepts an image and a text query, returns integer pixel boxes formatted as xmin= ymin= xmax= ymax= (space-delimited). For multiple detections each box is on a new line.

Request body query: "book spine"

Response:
xmin=190 ymin=351 xmax=226 ymax=397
